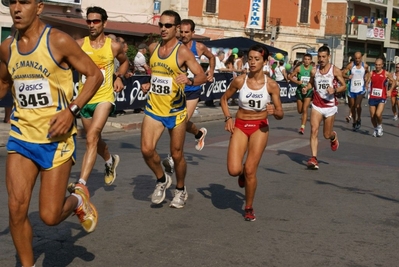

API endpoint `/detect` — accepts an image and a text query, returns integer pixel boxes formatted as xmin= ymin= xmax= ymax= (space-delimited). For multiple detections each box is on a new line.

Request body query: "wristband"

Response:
xmin=225 ymin=116 xmax=232 ymax=122
xmin=113 ymin=74 xmax=126 ymax=83
xmin=188 ymin=77 xmax=194 ymax=86
xmin=68 ymin=103 xmax=80 ymax=117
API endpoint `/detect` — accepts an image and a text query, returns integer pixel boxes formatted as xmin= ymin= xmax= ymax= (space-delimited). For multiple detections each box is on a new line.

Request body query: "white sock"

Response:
xmin=78 ymin=178 xmax=86 ymax=185
xmin=71 ymin=193 xmax=83 ymax=208
xmin=377 ymin=124 xmax=382 ymax=129
xmin=105 ymin=156 xmax=113 ymax=166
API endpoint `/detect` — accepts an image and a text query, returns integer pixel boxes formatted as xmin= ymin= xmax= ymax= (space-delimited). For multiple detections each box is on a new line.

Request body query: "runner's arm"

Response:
xmin=0 ymin=39 xmax=12 ymax=99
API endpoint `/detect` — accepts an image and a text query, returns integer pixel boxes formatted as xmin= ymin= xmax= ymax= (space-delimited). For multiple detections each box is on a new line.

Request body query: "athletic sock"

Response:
xmin=330 ymin=134 xmax=336 ymax=141
xmin=105 ymin=156 xmax=113 ymax=166
xmin=157 ymin=174 xmax=166 ymax=183
xmin=78 ymin=178 xmax=86 ymax=185
xmin=176 ymin=186 xmax=185 ymax=191
xmin=194 ymin=131 xmax=203 ymax=139
xmin=301 ymin=124 xmax=305 ymax=129
xmin=71 ymin=193 xmax=83 ymax=209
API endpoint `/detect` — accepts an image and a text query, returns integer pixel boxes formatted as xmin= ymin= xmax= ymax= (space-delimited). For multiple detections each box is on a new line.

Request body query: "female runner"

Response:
xmin=220 ymin=45 xmax=284 ymax=221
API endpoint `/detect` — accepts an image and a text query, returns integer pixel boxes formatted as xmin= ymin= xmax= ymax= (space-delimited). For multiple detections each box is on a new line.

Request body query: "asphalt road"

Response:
xmin=0 ymin=103 xmax=398 ymax=267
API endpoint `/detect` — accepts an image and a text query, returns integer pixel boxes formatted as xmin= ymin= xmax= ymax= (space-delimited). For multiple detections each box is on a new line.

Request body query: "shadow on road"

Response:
xmin=2 ymin=211 xmax=94 ymax=267
xmin=315 ymin=180 xmax=399 ymax=204
xmin=197 ymin=183 xmax=245 ymax=215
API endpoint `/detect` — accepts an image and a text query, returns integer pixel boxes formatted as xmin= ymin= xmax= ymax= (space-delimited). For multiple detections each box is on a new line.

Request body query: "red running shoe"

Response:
xmin=238 ymin=173 xmax=245 ymax=188
xmin=330 ymin=131 xmax=339 ymax=151
xmin=244 ymin=206 xmax=256 ymax=221
xmin=307 ymin=156 xmax=319 ymax=170
xmin=298 ymin=127 xmax=304 ymax=135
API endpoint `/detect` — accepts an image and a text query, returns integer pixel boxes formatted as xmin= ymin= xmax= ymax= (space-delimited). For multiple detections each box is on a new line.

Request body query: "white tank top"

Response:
xmin=238 ymin=75 xmax=270 ymax=111
xmin=350 ymin=62 xmax=366 ymax=93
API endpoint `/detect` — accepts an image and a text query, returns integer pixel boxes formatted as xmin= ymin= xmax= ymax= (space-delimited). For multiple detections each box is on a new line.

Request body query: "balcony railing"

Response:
xmin=370 ymin=0 xmax=388 ymax=4
xmin=347 ymin=22 xmax=399 ymax=42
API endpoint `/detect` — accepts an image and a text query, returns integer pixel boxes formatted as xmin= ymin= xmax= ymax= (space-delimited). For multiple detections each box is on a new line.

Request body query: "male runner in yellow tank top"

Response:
xmin=69 ymin=6 xmax=129 ymax=194
xmin=141 ymin=10 xmax=207 ymax=208
xmin=0 ymin=1 xmax=104 ymax=266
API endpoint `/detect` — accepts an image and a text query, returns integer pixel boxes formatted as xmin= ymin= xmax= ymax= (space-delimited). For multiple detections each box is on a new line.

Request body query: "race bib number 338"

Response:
xmin=150 ymin=75 xmax=172 ymax=95
xmin=14 ymin=79 xmax=53 ymax=108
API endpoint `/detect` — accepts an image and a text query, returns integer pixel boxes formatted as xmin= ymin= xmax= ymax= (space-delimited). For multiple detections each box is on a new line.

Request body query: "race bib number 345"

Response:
xmin=14 ymin=79 xmax=53 ymax=108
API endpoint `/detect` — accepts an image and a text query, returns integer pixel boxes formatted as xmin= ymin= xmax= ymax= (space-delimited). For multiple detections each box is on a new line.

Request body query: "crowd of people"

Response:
xmin=0 ymin=1 xmax=398 ymax=266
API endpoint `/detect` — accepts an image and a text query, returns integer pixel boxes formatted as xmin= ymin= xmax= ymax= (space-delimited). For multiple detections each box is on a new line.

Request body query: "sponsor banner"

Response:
xmin=367 ymin=27 xmax=385 ymax=39
xmin=2 ymin=73 xmax=296 ymax=108
xmin=246 ymin=0 xmax=264 ymax=30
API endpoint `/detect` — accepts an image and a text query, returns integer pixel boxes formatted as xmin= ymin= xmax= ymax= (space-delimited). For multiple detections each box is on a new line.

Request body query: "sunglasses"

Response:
xmin=86 ymin=19 xmax=102 ymax=25
xmin=158 ymin=22 xmax=175 ymax=29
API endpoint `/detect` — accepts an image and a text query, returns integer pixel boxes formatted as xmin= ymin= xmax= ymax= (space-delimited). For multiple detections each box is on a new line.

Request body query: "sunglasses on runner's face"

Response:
xmin=158 ymin=22 xmax=175 ymax=28
xmin=86 ymin=19 xmax=102 ymax=25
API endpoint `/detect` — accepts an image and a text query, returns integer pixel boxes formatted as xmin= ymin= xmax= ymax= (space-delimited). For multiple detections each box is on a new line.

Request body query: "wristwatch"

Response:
xmin=188 ymin=77 xmax=194 ymax=86
xmin=68 ymin=103 xmax=81 ymax=117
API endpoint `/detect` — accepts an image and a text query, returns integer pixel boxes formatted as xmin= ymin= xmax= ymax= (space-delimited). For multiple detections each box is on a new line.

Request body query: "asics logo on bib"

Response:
xmin=18 ymin=82 xmax=43 ymax=92
xmin=246 ymin=92 xmax=263 ymax=98
xmin=152 ymin=77 xmax=169 ymax=84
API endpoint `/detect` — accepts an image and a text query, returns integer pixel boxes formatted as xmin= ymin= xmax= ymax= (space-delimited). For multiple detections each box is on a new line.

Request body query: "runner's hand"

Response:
xmin=48 ymin=109 xmax=74 ymax=138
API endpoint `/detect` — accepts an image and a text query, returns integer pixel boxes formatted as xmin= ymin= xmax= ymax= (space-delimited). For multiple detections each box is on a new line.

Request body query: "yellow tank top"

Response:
xmin=79 ymin=36 xmax=114 ymax=104
xmin=146 ymin=42 xmax=186 ymax=117
xmin=8 ymin=26 xmax=76 ymax=143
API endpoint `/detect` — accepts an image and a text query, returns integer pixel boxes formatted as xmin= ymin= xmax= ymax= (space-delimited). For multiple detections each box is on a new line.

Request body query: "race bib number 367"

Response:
xmin=14 ymin=79 xmax=53 ymax=108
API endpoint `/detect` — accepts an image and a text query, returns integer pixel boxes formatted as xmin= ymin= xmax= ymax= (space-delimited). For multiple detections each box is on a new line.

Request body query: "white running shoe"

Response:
xmin=195 ymin=128 xmax=208 ymax=151
xmin=393 ymin=115 xmax=398 ymax=121
xmin=162 ymin=154 xmax=174 ymax=174
xmin=151 ymin=173 xmax=172 ymax=204
xmin=377 ymin=127 xmax=383 ymax=137
xmin=170 ymin=186 xmax=188 ymax=208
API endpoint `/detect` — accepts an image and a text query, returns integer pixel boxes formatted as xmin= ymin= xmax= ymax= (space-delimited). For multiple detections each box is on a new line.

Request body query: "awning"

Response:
xmin=202 ymin=37 xmax=288 ymax=55
xmin=41 ymin=15 xmax=210 ymax=40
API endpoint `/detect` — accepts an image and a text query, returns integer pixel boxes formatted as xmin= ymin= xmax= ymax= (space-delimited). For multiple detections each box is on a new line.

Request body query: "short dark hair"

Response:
xmin=161 ymin=10 xmax=181 ymax=26
xmin=87 ymin=6 xmax=108 ymax=21
xmin=181 ymin=19 xmax=195 ymax=31
xmin=318 ymin=45 xmax=330 ymax=55
xmin=248 ymin=45 xmax=270 ymax=61
xmin=303 ymin=53 xmax=312 ymax=59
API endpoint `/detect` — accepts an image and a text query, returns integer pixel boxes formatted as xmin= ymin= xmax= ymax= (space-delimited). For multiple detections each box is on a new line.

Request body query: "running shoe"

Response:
xmin=345 ymin=115 xmax=352 ymax=123
xmin=151 ymin=173 xmax=172 ymax=204
xmin=244 ymin=207 xmax=256 ymax=221
xmin=67 ymin=182 xmax=89 ymax=196
xmin=330 ymin=131 xmax=339 ymax=151
xmin=307 ymin=156 xmax=319 ymax=170
xmin=372 ymin=129 xmax=377 ymax=137
xmin=238 ymin=173 xmax=245 ymax=188
xmin=104 ymin=155 xmax=120 ymax=186
xmin=377 ymin=127 xmax=383 ymax=137
xmin=394 ymin=115 xmax=398 ymax=121
xmin=195 ymin=128 xmax=208 ymax=151
xmin=70 ymin=184 xmax=98 ymax=233
xmin=162 ymin=154 xmax=175 ymax=174
xmin=355 ymin=120 xmax=361 ymax=130
xmin=170 ymin=186 xmax=188 ymax=209
xmin=298 ymin=127 xmax=304 ymax=135
xmin=352 ymin=123 xmax=357 ymax=131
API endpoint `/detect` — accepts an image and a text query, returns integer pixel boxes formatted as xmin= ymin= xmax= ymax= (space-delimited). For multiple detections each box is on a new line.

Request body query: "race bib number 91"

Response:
xmin=14 ymin=79 xmax=53 ymax=108
xmin=150 ymin=75 xmax=172 ymax=95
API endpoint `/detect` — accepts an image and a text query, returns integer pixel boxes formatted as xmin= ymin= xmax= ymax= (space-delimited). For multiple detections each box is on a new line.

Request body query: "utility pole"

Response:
xmin=344 ymin=0 xmax=351 ymax=66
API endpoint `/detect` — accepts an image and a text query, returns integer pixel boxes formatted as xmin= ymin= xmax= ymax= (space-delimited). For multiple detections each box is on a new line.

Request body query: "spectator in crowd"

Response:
xmin=273 ymin=60 xmax=289 ymax=82
xmin=134 ymin=43 xmax=150 ymax=75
